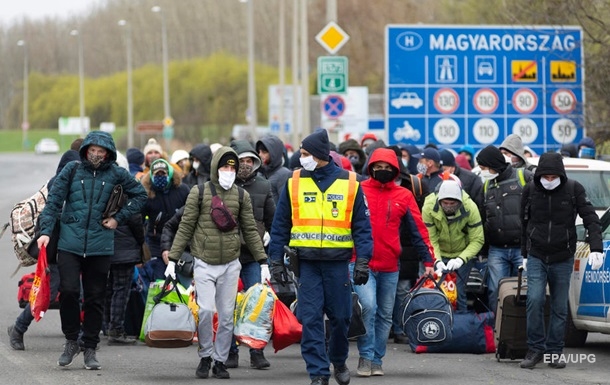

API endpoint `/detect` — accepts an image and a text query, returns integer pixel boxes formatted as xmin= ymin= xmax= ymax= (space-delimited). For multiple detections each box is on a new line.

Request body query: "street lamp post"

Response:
xmin=70 ymin=29 xmax=86 ymax=138
xmin=17 ymin=40 xmax=29 ymax=150
xmin=151 ymin=6 xmax=171 ymax=122
xmin=240 ymin=0 xmax=257 ymax=133
xmin=118 ymin=20 xmax=134 ymax=148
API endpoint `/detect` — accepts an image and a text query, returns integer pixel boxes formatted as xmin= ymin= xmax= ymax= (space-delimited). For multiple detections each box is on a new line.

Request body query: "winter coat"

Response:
xmin=140 ymin=163 xmax=190 ymax=255
xmin=520 ymin=152 xmax=602 ymax=263
xmin=482 ymin=166 xmax=533 ymax=249
xmin=256 ymin=135 xmax=292 ymax=203
xmin=39 ymin=131 xmax=147 ymax=257
xmin=422 ymin=189 xmax=484 ymax=263
xmin=268 ymin=160 xmax=373 ymax=263
xmin=500 ymin=134 xmax=536 ymax=171
xmin=112 ymin=213 xmax=145 ymax=265
xmin=168 ymin=147 xmax=267 ymax=265
xmin=453 ymin=165 xmax=484 ymax=216
xmin=357 ymin=149 xmax=434 ymax=273
xmin=231 ymin=140 xmax=276 ymax=264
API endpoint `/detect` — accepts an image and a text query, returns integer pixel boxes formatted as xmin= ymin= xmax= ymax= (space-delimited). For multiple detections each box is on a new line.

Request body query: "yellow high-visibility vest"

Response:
xmin=288 ymin=169 xmax=358 ymax=249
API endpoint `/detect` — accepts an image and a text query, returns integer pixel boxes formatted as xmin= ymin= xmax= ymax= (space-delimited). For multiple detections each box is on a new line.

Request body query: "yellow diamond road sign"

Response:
xmin=316 ymin=21 xmax=350 ymax=55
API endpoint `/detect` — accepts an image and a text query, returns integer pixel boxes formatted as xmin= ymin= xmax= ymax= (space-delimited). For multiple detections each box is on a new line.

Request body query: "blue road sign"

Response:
xmin=385 ymin=25 xmax=584 ymax=154
xmin=323 ymin=95 xmax=346 ymax=119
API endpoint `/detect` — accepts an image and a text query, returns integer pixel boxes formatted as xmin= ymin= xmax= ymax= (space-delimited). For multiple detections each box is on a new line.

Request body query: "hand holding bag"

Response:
xmin=29 ymin=245 xmax=51 ymax=322
xmin=175 ymin=252 xmax=194 ymax=278
xmin=103 ymin=184 xmax=127 ymax=219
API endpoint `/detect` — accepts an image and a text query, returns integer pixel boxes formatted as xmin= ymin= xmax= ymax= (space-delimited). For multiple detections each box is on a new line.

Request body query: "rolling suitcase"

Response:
xmin=494 ymin=268 xmax=549 ymax=361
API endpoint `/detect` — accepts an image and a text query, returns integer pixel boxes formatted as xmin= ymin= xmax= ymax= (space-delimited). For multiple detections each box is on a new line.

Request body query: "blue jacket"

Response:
xmin=39 ymin=131 xmax=147 ymax=257
xmin=269 ymin=161 xmax=373 ymax=263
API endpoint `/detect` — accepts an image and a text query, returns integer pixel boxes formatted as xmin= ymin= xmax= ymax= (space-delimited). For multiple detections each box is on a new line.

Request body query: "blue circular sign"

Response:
xmin=323 ymin=95 xmax=346 ymax=118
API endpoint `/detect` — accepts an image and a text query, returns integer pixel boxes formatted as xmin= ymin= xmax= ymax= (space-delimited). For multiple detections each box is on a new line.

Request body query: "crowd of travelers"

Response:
xmin=6 ymin=130 xmax=604 ymax=384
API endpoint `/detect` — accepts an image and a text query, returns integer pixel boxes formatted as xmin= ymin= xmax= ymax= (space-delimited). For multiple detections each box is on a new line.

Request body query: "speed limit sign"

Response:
xmin=551 ymin=118 xmax=577 ymax=143
xmin=473 ymin=88 xmax=499 ymax=114
xmin=511 ymin=118 xmax=538 ymax=144
xmin=551 ymin=89 xmax=576 ymax=114
xmin=512 ymin=88 xmax=537 ymax=115
xmin=433 ymin=88 xmax=460 ymax=114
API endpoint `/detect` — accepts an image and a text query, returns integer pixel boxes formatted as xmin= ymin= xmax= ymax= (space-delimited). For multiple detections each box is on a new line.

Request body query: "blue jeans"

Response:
xmin=299 ymin=260 xmax=351 ymax=380
xmin=15 ymin=264 xmax=61 ymax=334
xmin=526 ymin=256 xmax=573 ymax=354
xmin=392 ymin=279 xmax=413 ymax=335
xmin=441 ymin=257 xmax=474 ymax=312
xmin=350 ymin=263 xmax=399 ymax=365
xmin=487 ymin=246 xmax=522 ymax=313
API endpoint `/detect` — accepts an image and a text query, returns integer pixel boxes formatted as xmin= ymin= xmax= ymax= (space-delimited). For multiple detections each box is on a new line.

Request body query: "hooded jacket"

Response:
xmin=520 ymin=152 xmax=602 ymax=263
xmin=183 ymin=143 xmax=212 ymax=188
xmin=422 ymin=188 xmax=484 ymax=263
xmin=231 ymin=139 xmax=276 ymax=264
xmin=500 ymin=134 xmax=536 ymax=171
xmin=168 ymin=147 xmax=267 ymax=265
xmin=256 ymin=135 xmax=292 ymax=203
xmin=338 ymin=139 xmax=366 ymax=174
xmin=358 ymin=149 xmax=434 ymax=272
xmin=38 ymin=131 xmax=147 ymax=257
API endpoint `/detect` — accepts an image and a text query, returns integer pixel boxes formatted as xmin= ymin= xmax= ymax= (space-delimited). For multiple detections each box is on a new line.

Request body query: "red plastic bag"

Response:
xmin=271 ymin=297 xmax=302 ymax=352
xmin=29 ymin=245 xmax=51 ymax=321
xmin=421 ymin=272 xmax=458 ymax=310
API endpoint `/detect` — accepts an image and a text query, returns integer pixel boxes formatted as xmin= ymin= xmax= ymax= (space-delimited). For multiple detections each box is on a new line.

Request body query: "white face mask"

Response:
xmin=503 ymin=155 xmax=512 ymax=164
xmin=300 ymin=155 xmax=318 ymax=171
xmin=192 ymin=160 xmax=200 ymax=171
xmin=480 ymin=169 xmax=498 ymax=181
xmin=540 ymin=178 xmax=561 ymax=190
xmin=218 ymin=170 xmax=236 ymax=190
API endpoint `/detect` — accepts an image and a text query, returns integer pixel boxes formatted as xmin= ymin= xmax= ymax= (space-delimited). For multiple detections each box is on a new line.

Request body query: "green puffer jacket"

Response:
xmin=38 ymin=131 xmax=147 ymax=257
xmin=169 ymin=146 xmax=267 ymax=265
xmin=422 ymin=190 xmax=484 ymax=263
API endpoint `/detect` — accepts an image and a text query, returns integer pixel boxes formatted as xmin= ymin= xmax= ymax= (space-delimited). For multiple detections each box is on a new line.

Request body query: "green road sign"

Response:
xmin=318 ymin=56 xmax=348 ymax=94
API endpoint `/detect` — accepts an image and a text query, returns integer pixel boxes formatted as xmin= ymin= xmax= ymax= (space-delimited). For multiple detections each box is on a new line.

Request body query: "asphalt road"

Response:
xmin=0 ymin=152 xmax=609 ymax=385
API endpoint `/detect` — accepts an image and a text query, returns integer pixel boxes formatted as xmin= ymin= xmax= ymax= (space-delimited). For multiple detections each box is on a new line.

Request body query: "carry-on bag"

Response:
xmin=144 ymin=277 xmax=196 ymax=348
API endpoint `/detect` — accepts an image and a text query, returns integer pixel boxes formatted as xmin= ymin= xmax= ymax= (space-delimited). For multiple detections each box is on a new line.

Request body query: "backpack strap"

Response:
xmin=410 ymin=174 xmax=422 ymax=197
xmin=197 ymin=182 xmax=205 ymax=211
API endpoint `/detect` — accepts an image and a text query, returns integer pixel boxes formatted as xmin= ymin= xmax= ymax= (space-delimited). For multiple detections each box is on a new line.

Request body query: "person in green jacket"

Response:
xmin=166 ymin=146 xmax=270 ymax=380
xmin=422 ymin=179 xmax=484 ymax=312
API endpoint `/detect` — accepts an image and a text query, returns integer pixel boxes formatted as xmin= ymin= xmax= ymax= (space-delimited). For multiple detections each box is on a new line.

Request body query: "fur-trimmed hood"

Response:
xmin=140 ymin=161 xmax=185 ymax=198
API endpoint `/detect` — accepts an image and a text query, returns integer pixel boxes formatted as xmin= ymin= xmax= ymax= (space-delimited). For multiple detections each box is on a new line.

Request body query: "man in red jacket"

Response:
xmin=352 ymin=148 xmax=435 ymax=377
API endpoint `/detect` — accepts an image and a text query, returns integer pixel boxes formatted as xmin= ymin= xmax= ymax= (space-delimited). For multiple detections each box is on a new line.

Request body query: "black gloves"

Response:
xmin=353 ymin=258 xmax=370 ymax=286
xmin=270 ymin=259 xmax=289 ymax=285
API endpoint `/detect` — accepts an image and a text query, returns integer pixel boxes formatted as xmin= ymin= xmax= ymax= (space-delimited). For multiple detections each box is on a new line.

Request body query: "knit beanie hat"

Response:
xmin=143 ymin=138 xmax=163 ymax=155
xmin=301 ymin=128 xmax=330 ymax=161
xmin=476 ymin=145 xmax=508 ymax=173
xmin=218 ymin=152 xmax=239 ymax=170
xmin=126 ymin=147 xmax=145 ymax=165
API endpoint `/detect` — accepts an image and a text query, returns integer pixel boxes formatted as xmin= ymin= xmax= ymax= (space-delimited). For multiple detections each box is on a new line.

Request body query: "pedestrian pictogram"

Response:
xmin=550 ymin=61 xmax=576 ymax=82
xmin=512 ymin=88 xmax=538 ymax=115
xmin=512 ymin=60 xmax=538 ymax=82
xmin=322 ymin=95 xmax=346 ymax=119
xmin=436 ymin=56 xmax=457 ymax=83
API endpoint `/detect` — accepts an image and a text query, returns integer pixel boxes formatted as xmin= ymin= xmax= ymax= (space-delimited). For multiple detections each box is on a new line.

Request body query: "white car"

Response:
xmin=391 ymin=92 xmax=423 ymax=109
xmin=34 ymin=138 xmax=60 ymax=155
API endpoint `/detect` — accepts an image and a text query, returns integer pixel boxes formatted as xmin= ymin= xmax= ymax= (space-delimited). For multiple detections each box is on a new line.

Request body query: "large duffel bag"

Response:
xmin=144 ymin=277 xmax=196 ymax=348
xmin=400 ymin=274 xmax=453 ymax=347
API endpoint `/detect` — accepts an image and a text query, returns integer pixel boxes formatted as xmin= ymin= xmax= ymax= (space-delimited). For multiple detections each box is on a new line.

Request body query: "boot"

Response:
xmin=250 ymin=349 xmax=270 ymax=369
xmin=7 ymin=325 xmax=24 ymax=351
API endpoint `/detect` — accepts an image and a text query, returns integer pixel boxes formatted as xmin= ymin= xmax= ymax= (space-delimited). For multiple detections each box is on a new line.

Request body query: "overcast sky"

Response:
xmin=1 ymin=0 xmax=106 ymax=24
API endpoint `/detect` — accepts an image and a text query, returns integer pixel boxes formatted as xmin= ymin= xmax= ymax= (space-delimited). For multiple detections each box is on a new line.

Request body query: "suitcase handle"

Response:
xmin=514 ymin=266 xmax=526 ymax=306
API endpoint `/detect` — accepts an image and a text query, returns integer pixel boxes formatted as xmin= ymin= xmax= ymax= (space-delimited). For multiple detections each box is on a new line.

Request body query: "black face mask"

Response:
xmin=372 ymin=169 xmax=396 ymax=184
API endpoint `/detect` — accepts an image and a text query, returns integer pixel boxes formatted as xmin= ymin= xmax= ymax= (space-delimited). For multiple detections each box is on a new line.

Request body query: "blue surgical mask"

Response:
xmin=152 ymin=174 xmax=169 ymax=191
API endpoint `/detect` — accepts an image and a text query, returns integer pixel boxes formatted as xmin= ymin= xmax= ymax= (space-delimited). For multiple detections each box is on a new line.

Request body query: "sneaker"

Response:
xmin=107 ymin=331 xmax=137 ymax=345
xmin=371 ymin=363 xmax=384 ymax=376
xmin=7 ymin=325 xmax=24 ymax=351
xmin=196 ymin=357 xmax=212 ymax=378
xmin=213 ymin=360 xmax=230 ymax=379
xmin=250 ymin=349 xmax=270 ymax=369
xmin=226 ymin=351 xmax=239 ymax=368
xmin=58 ymin=340 xmax=80 ymax=367
xmin=548 ymin=354 xmax=567 ymax=369
xmin=356 ymin=357 xmax=371 ymax=377
xmin=520 ymin=350 xmax=543 ymax=369
xmin=83 ymin=348 xmax=101 ymax=370
xmin=333 ymin=364 xmax=350 ymax=385
xmin=310 ymin=377 xmax=329 ymax=385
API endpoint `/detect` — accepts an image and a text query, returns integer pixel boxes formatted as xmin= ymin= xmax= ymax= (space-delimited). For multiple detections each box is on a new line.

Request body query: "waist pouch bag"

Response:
xmin=412 ymin=311 xmax=495 ymax=354
xmin=144 ymin=277 xmax=196 ymax=348
xmin=176 ymin=251 xmax=194 ymax=278
xmin=209 ymin=183 xmax=238 ymax=232
xmin=400 ymin=274 xmax=453 ymax=347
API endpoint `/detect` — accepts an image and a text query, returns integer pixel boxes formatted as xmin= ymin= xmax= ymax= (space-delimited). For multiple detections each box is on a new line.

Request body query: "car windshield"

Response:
xmin=565 ymin=169 xmax=610 ymax=210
